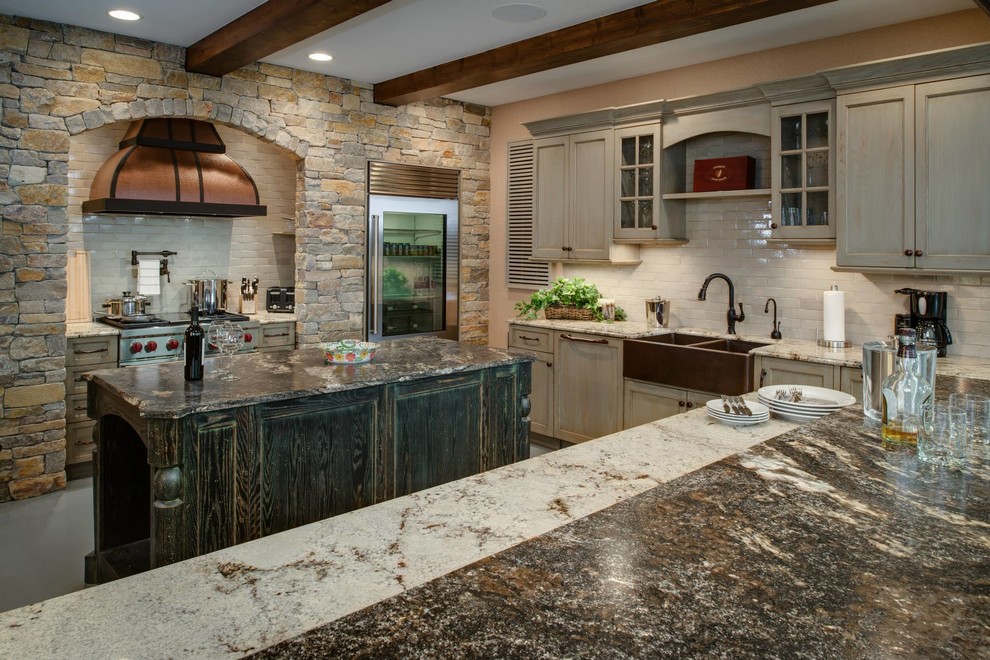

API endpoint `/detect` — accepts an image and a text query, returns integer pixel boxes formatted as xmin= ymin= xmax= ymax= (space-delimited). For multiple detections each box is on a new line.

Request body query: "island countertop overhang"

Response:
xmin=84 ymin=337 xmax=533 ymax=419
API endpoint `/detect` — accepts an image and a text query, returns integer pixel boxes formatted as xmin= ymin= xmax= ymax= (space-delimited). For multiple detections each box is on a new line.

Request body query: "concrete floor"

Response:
xmin=0 ymin=442 xmax=558 ymax=613
xmin=0 ymin=477 xmax=94 ymax=613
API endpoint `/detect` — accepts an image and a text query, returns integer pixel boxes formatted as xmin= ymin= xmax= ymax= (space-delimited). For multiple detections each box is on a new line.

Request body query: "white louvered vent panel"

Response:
xmin=506 ymin=141 xmax=549 ymax=289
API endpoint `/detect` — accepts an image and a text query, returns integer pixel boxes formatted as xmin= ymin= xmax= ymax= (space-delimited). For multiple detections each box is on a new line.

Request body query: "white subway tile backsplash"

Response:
xmin=562 ymin=133 xmax=988 ymax=357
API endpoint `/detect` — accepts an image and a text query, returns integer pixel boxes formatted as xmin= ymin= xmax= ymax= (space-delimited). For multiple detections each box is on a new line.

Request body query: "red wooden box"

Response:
xmin=692 ymin=156 xmax=756 ymax=192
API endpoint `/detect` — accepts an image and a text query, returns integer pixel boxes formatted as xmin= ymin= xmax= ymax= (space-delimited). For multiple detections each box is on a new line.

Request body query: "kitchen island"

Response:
xmin=2 ymin=373 xmax=988 ymax=657
xmin=262 ymin=375 xmax=990 ymax=659
xmin=83 ymin=337 xmax=532 ymax=583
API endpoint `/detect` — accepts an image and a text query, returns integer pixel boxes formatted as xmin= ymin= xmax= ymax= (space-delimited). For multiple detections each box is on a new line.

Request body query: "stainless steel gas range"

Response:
xmin=98 ymin=312 xmax=260 ymax=366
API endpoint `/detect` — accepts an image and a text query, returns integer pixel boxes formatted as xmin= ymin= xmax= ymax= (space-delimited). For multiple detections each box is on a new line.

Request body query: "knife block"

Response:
xmin=240 ymin=294 xmax=257 ymax=314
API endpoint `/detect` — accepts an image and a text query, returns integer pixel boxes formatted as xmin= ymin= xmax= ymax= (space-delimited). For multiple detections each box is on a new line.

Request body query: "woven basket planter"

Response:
xmin=544 ymin=304 xmax=596 ymax=321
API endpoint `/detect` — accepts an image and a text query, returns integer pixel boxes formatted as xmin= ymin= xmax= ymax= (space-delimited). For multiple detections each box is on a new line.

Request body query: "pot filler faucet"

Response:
xmin=698 ymin=273 xmax=745 ymax=334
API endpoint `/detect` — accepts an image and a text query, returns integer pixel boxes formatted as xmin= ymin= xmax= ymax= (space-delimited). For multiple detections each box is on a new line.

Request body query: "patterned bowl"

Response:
xmin=322 ymin=340 xmax=378 ymax=364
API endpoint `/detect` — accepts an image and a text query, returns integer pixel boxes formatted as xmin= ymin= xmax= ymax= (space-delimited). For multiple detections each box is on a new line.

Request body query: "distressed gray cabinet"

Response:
xmin=258 ymin=321 xmax=295 ymax=352
xmin=771 ymin=99 xmax=835 ymax=241
xmin=85 ymin=342 xmax=531 ymax=583
xmin=532 ymin=130 xmax=613 ymax=261
xmin=508 ymin=324 xmax=622 ymax=443
xmin=65 ymin=335 xmax=118 ymax=468
xmin=553 ymin=331 xmax=623 ymax=443
xmin=507 ymin=325 xmax=553 ymax=437
xmin=836 ymin=73 xmax=990 ymax=270
xmin=755 ymin=356 xmax=862 ymax=401
xmin=623 ymin=379 xmax=709 ymax=428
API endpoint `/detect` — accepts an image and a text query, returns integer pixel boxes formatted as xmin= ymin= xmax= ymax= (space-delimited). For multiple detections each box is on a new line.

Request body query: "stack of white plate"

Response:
xmin=705 ymin=399 xmax=770 ymax=426
xmin=757 ymin=385 xmax=857 ymax=422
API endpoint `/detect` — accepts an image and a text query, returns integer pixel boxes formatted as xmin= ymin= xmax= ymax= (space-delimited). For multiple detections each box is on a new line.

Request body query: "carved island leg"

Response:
xmin=152 ymin=466 xmax=184 ymax=568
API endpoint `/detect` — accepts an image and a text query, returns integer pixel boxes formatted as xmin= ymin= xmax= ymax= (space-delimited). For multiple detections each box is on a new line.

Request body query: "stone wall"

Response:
xmin=0 ymin=14 xmax=491 ymax=502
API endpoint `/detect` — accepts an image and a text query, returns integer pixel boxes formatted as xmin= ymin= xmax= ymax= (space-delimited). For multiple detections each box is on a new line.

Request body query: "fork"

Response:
xmin=720 ymin=394 xmax=733 ymax=414
xmin=731 ymin=395 xmax=753 ymax=416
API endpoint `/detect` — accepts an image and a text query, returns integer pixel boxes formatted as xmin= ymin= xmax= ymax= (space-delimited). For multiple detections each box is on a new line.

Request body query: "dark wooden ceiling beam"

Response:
xmin=374 ymin=0 xmax=838 ymax=106
xmin=973 ymin=0 xmax=990 ymax=18
xmin=186 ymin=0 xmax=391 ymax=77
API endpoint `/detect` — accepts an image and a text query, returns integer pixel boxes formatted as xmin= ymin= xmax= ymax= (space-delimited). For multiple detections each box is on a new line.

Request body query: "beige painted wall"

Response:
xmin=488 ymin=9 xmax=990 ymax=349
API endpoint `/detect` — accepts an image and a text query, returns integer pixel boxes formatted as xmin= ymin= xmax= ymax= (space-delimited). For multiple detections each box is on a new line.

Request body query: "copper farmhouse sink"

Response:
xmin=623 ymin=333 xmax=769 ymax=396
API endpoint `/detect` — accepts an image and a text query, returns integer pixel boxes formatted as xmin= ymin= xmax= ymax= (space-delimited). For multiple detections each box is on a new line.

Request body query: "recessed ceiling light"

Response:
xmin=492 ymin=3 xmax=547 ymax=23
xmin=308 ymin=52 xmax=333 ymax=62
xmin=108 ymin=9 xmax=141 ymax=21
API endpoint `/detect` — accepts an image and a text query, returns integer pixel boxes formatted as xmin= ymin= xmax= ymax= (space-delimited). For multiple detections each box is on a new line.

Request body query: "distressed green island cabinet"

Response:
xmin=84 ymin=338 xmax=532 ymax=583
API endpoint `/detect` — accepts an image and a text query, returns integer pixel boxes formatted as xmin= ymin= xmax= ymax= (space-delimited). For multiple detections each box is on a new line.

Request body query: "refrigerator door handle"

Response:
xmin=368 ymin=214 xmax=381 ymax=337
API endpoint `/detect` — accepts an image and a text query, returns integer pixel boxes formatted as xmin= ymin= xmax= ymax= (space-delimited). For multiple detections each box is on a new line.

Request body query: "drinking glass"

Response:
xmin=219 ymin=323 xmax=245 ymax=381
xmin=207 ymin=321 xmax=232 ymax=378
xmin=949 ymin=392 xmax=990 ymax=445
xmin=918 ymin=404 xmax=967 ymax=469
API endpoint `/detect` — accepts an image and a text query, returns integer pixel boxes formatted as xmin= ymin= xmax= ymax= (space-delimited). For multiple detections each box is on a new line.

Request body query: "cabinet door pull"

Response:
xmin=686 ymin=402 xmax=694 ymax=409
xmin=545 ymin=361 xmax=553 ymax=367
xmin=678 ymin=401 xmax=685 ymax=407
xmin=760 ymin=368 xmax=767 ymax=388
xmin=914 ymin=249 xmax=923 ymax=257
xmin=74 ymin=347 xmax=108 ymax=355
xmin=518 ymin=334 xmax=540 ymax=341
xmin=73 ymin=406 xmax=87 ymax=411
xmin=904 ymin=248 xmax=913 ymax=256
xmin=266 ymin=332 xmax=290 ymax=338
xmin=73 ymin=376 xmax=86 ymax=382
xmin=75 ymin=440 xmax=94 ymax=447
xmin=560 ymin=334 xmax=608 ymax=344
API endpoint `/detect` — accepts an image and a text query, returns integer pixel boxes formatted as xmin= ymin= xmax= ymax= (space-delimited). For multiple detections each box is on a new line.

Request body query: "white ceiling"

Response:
xmin=0 ymin=0 xmax=977 ymax=106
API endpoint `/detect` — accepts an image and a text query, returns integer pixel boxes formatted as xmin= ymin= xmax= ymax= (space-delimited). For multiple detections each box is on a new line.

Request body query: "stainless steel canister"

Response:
xmin=188 ymin=278 xmax=229 ymax=314
xmin=862 ymin=340 xmax=937 ymax=421
xmin=645 ymin=297 xmax=671 ymax=329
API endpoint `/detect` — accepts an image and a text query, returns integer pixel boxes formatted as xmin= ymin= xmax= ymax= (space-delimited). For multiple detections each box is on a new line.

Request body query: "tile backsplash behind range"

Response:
xmin=563 ymin=132 xmax=990 ymax=359
xmin=67 ymin=124 xmax=298 ymax=315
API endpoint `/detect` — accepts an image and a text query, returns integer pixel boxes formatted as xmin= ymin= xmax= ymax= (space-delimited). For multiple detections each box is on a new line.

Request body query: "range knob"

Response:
xmin=166 ymin=339 xmax=179 ymax=351
xmin=244 ymin=332 xmax=253 ymax=343
xmin=130 ymin=342 xmax=143 ymax=354
xmin=144 ymin=341 xmax=158 ymax=352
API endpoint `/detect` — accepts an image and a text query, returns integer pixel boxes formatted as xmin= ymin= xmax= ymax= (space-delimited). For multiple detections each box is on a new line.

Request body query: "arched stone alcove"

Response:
xmin=0 ymin=15 xmax=491 ymax=501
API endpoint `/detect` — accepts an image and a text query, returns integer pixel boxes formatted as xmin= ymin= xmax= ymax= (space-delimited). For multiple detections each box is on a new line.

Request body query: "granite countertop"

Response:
xmin=65 ymin=321 xmax=119 ymax=338
xmin=3 ymin=375 xmax=988 ymax=657
xmin=510 ymin=319 xmax=990 ymax=379
xmin=261 ymin=375 xmax=990 ymax=658
xmin=66 ymin=313 xmax=296 ymax=339
xmin=248 ymin=311 xmax=297 ymax=324
xmin=84 ymin=337 xmax=531 ymax=419
xmin=0 ymin=394 xmax=798 ymax=658
xmin=509 ymin=318 xmax=668 ymax=339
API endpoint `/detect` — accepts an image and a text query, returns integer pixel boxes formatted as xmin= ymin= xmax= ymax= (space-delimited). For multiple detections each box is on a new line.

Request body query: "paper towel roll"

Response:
xmin=137 ymin=256 xmax=160 ymax=296
xmin=823 ymin=288 xmax=845 ymax=342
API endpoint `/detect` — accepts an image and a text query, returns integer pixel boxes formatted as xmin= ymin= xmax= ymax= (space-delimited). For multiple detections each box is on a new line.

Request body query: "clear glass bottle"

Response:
xmin=881 ymin=328 xmax=932 ymax=450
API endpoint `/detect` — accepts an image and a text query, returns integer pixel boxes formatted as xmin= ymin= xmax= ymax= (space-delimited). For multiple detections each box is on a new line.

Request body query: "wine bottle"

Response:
xmin=881 ymin=327 xmax=932 ymax=450
xmin=184 ymin=305 xmax=204 ymax=381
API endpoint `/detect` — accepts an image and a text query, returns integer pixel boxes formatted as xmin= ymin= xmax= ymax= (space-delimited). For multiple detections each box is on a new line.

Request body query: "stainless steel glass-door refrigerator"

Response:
xmin=367 ymin=194 xmax=458 ymax=342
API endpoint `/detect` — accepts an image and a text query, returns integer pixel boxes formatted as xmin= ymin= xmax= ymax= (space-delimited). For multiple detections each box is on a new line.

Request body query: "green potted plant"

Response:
xmin=515 ymin=277 xmax=606 ymax=321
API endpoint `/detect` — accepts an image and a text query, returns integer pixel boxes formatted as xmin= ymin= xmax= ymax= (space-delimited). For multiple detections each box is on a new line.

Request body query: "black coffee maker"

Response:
xmin=894 ymin=288 xmax=952 ymax=356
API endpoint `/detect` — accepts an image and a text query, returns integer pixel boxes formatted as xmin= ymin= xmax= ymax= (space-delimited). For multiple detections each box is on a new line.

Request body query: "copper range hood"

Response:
xmin=82 ymin=118 xmax=267 ymax=218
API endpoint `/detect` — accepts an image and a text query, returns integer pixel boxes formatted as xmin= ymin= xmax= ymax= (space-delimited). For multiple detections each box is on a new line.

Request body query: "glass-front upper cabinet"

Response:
xmin=771 ymin=100 xmax=836 ymax=240
xmin=613 ymin=123 xmax=663 ymax=241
